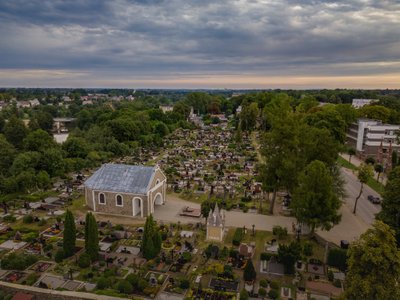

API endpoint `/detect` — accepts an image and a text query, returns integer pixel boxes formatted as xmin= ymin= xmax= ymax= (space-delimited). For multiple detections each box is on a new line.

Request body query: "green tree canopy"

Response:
xmin=291 ymin=160 xmax=341 ymax=232
xmin=345 ymin=221 xmax=400 ymax=300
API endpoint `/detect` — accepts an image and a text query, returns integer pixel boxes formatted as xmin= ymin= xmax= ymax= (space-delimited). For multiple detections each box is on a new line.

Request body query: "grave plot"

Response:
xmin=307 ymin=258 xmax=325 ymax=276
xmin=1 ymin=271 xmax=28 ymax=284
xmin=28 ymin=261 xmax=55 ymax=273
xmin=163 ymin=275 xmax=191 ymax=295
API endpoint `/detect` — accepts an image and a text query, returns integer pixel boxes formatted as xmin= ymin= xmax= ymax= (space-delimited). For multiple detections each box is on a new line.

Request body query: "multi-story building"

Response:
xmin=347 ymin=119 xmax=400 ymax=168
xmin=351 ymin=99 xmax=378 ymax=108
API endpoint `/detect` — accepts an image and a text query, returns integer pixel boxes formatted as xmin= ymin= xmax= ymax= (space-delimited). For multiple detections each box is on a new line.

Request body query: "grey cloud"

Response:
xmin=0 ymin=0 xmax=399 ymax=86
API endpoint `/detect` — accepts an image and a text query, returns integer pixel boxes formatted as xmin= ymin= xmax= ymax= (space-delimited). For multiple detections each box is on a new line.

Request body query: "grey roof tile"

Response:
xmin=84 ymin=164 xmax=155 ymax=194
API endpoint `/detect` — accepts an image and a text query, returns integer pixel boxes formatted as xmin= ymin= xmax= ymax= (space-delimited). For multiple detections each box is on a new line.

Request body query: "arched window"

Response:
xmin=98 ymin=193 xmax=106 ymax=204
xmin=116 ymin=194 xmax=123 ymax=207
xmin=156 ymin=179 xmax=160 ymax=185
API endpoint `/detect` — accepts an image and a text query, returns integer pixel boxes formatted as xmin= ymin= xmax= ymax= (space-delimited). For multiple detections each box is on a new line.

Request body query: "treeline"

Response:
xmin=0 ymin=99 xmax=191 ymax=196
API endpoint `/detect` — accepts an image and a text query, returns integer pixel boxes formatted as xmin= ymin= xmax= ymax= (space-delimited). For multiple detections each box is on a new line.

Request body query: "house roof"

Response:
xmin=84 ymin=164 xmax=156 ymax=195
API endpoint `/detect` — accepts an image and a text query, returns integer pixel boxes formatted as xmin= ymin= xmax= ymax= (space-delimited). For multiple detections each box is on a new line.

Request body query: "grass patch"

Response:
xmin=337 ymin=156 xmax=357 ymax=170
xmin=69 ymin=196 xmax=87 ymax=214
xmin=337 ymin=156 xmax=385 ymax=195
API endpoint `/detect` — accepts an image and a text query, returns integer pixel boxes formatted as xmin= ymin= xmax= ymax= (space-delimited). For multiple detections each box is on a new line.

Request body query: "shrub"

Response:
xmin=38 ymin=218 xmax=47 ymax=226
xmin=182 ymin=251 xmax=192 ymax=262
xmin=54 ymin=249 xmax=65 ymax=263
xmin=327 ymin=270 xmax=334 ymax=282
xmin=78 ymin=253 xmax=91 ymax=268
xmin=126 ymin=273 xmax=139 ymax=288
xmin=22 ymin=232 xmax=39 ymax=243
xmin=25 ymin=273 xmax=39 ymax=286
xmin=278 ymin=241 xmax=302 ymax=274
xmin=269 ymin=281 xmax=279 ymax=290
xmin=333 ymin=279 xmax=342 ymax=288
xmin=239 ymin=289 xmax=249 ymax=300
xmin=232 ymin=228 xmax=244 ymax=246
xmin=327 ymin=248 xmax=348 ymax=271
xmin=260 ymin=252 xmax=273 ymax=261
xmin=268 ymin=289 xmax=279 ymax=299
xmin=303 ymin=242 xmax=314 ymax=256
xmin=242 ymin=206 xmax=249 ymax=213
xmin=258 ymin=287 xmax=267 ymax=297
xmin=96 ymin=277 xmax=109 ymax=289
xmin=272 ymin=226 xmax=288 ymax=239
xmin=114 ymin=224 xmax=124 ymax=231
xmin=180 ymin=278 xmax=190 ymax=289
xmin=44 ymin=243 xmax=54 ymax=252
xmin=259 ymin=279 xmax=268 ymax=288
xmin=137 ymin=278 xmax=149 ymax=292
xmin=116 ymin=279 xmax=133 ymax=294
xmin=3 ymin=215 xmax=16 ymax=223
xmin=23 ymin=215 xmax=34 ymax=224
xmin=241 ymin=196 xmax=252 ymax=203
xmin=1 ymin=253 xmax=38 ymax=270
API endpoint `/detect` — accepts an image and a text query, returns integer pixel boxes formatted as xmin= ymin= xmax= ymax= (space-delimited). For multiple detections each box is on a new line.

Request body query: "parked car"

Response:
xmin=367 ymin=195 xmax=381 ymax=204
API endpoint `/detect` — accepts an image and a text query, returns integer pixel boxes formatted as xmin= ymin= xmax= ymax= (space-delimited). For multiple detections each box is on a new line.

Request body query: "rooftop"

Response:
xmin=84 ymin=164 xmax=156 ymax=194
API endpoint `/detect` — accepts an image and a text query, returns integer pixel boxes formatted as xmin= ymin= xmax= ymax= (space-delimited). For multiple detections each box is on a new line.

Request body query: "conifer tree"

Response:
xmin=141 ymin=214 xmax=161 ymax=259
xmin=243 ymin=259 xmax=256 ymax=282
xmin=63 ymin=210 xmax=76 ymax=258
xmin=85 ymin=212 xmax=99 ymax=261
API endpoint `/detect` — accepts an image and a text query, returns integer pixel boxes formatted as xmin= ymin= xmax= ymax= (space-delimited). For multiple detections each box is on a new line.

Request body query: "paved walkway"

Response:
xmin=154 ymin=194 xmax=370 ymax=246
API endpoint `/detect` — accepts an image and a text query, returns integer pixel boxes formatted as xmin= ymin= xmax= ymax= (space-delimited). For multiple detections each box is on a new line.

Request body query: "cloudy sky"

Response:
xmin=0 ymin=0 xmax=399 ymax=89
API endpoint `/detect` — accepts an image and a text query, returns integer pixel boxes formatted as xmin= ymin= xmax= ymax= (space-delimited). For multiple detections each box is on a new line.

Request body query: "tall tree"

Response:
xmin=374 ymin=164 xmax=384 ymax=182
xmin=85 ymin=212 xmax=99 ymax=261
xmin=63 ymin=210 xmax=76 ymax=258
xmin=0 ymin=135 xmax=16 ymax=176
xmin=353 ymin=164 xmax=373 ymax=214
xmin=378 ymin=166 xmax=400 ymax=244
xmin=240 ymin=102 xmax=259 ymax=131
xmin=4 ymin=115 xmax=28 ymax=149
xmin=141 ymin=214 xmax=161 ymax=260
xmin=392 ymin=150 xmax=398 ymax=168
xmin=291 ymin=160 xmax=341 ymax=233
xmin=345 ymin=221 xmax=400 ymax=300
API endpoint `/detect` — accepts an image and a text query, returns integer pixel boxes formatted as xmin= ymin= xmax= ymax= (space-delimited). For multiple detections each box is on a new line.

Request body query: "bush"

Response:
xmin=278 ymin=241 xmax=302 ymax=274
xmin=232 ymin=228 xmax=244 ymax=246
xmin=303 ymin=242 xmax=314 ymax=256
xmin=328 ymin=270 xmax=334 ymax=282
xmin=23 ymin=214 xmax=34 ymax=224
xmin=241 ymin=196 xmax=252 ymax=203
xmin=333 ymin=279 xmax=342 ymax=288
xmin=180 ymin=278 xmax=190 ymax=289
xmin=96 ymin=277 xmax=109 ymax=289
xmin=182 ymin=251 xmax=192 ymax=262
xmin=260 ymin=252 xmax=273 ymax=261
xmin=22 ymin=232 xmax=39 ymax=243
xmin=137 ymin=278 xmax=149 ymax=292
xmin=259 ymin=279 xmax=268 ymax=288
xmin=44 ymin=244 xmax=53 ymax=252
xmin=116 ymin=279 xmax=133 ymax=294
xmin=1 ymin=253 xmax=38 ymax=270
xmin=272 ymin=226 xmax=288 ymax=239
xmin=3 ymin=215 xmax=16 ymax=223
xmin=240 ymin=289 xmax=249 ymax=300
xmin=78 ymin=253 xmax=91 ymax=268
xmin=268 ymin=289 xmax=279 ymax=299
xmin=327 ymin=248 xmax=348 ymax=271
xmin=126 ymin=273 xmax=139 ymax=288
xmin=38 ymin=218 xmax=47 ymax=226
xmin=269 ymin=281 xmax=279 ymax=290
xmin=258 ymin=287 xmax=267 ymax=297
xmin=54 ymin=249 xmax=65 ymax=263
xmin=242 ymin=206 xmax=249 ymax=213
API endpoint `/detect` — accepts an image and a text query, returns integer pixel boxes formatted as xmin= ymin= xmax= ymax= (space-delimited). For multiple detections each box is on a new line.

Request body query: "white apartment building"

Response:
xmin=347 ymin=119 xmax=400 ymax=160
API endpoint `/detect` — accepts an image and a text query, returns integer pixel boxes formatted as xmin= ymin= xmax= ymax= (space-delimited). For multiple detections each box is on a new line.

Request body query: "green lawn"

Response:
xmin=337 ymin=156 xmax=385 ymax=195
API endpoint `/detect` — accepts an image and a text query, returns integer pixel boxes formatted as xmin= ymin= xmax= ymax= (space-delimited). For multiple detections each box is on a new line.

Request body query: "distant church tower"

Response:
xmin=206 ymin=203 xmax=225 ymax=242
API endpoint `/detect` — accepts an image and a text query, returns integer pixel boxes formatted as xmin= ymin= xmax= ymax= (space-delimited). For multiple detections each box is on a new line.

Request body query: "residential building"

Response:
xmin=347 ymin=118 xmax=400 ymax=168
xmin=159 ymin=105 xmax=174 ymax=113
xmin=84 ymin=164 xmax=166 ymax=218
xmin=351 ymin=99 xmax=378 ymax=109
